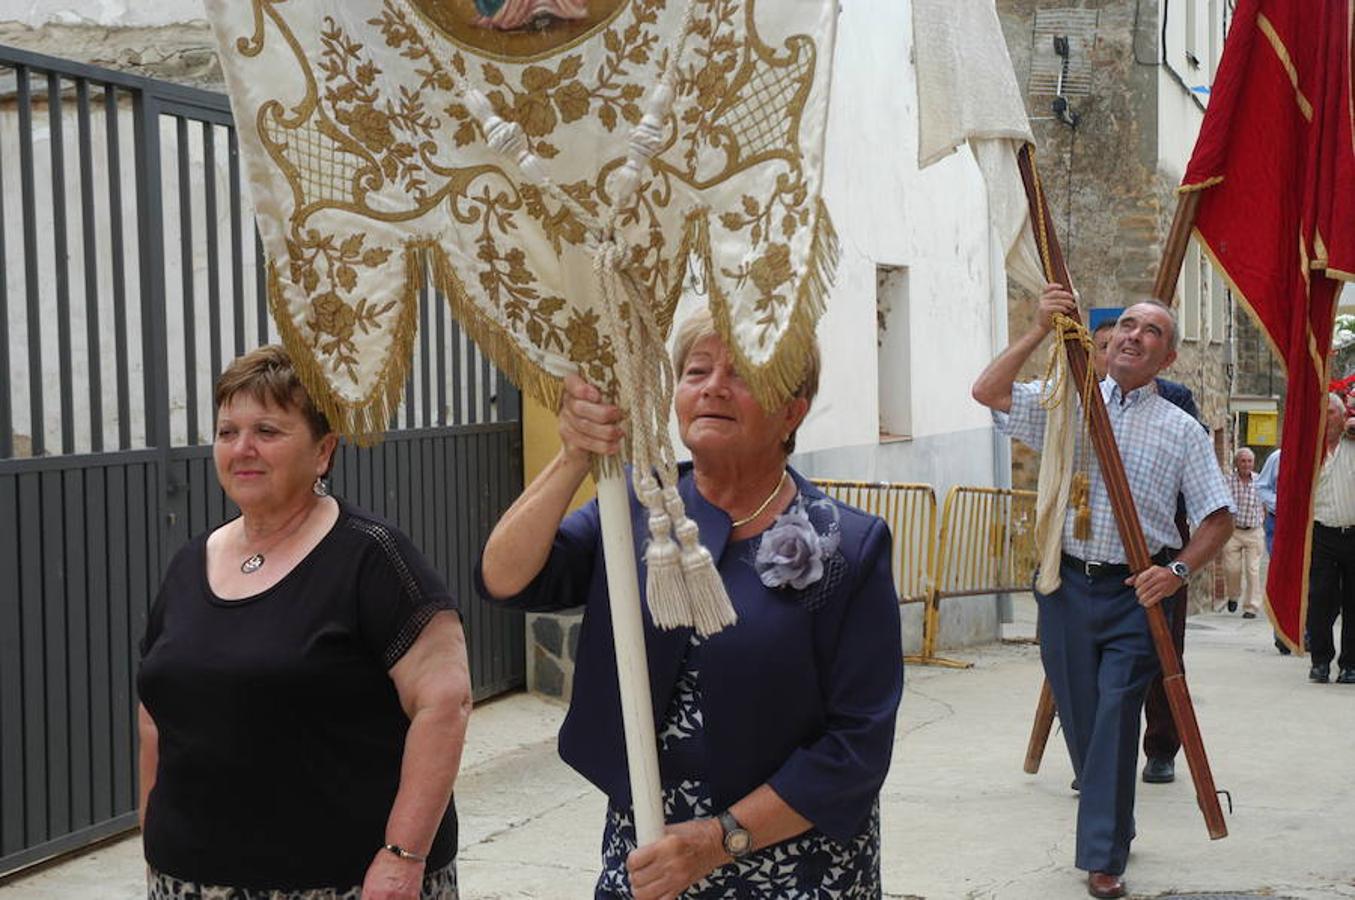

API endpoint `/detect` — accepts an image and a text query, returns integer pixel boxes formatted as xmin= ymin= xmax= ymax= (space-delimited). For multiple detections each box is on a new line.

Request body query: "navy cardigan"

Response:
xmin=476 ymin=465 xmax=904 ymax=843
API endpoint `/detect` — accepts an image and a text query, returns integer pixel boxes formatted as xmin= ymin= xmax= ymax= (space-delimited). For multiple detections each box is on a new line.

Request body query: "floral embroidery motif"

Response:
xmin=216 ymin=0 xmax=837 ymax=437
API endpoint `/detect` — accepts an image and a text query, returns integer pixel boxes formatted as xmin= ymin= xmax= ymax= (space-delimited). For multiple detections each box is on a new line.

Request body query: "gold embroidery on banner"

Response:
xmin=232 ymin=0 xmax=832 ymax=434
xmin=1257 ymin=12 xmax=1314 ymax=122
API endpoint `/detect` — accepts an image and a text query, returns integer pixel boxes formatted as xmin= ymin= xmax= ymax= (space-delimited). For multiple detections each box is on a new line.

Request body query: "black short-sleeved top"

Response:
xmin=137 ymin=499 xmax=459 ymax=889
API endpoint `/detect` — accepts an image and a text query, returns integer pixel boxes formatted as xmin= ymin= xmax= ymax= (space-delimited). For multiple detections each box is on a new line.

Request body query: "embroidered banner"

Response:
xmin=206 ymin=0 xmax=839 ymax=438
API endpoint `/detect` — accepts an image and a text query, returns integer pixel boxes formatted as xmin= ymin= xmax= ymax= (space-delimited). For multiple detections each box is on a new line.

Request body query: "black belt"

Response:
xmin=1315 ymin=521 xmax=1355 ymax=535
xmin=1061 ymin=548 xmax=1173 ymax=579
xmin=1235 ymin=525 xmax=1257 ymax=531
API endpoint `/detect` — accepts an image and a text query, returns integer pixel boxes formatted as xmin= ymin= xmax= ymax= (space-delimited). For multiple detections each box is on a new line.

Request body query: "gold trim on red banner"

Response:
xmin=1258 ymin=12 xmax=1314 ymax=121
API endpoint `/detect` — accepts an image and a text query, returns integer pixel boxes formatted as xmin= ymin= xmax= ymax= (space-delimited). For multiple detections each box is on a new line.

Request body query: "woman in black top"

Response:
xmin=138 ymin=346 xmax=470 ymax=900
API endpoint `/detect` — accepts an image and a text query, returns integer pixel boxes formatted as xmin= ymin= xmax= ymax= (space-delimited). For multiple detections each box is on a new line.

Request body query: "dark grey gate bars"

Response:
xmin=0 ymin=44 xmax=525 ymax=875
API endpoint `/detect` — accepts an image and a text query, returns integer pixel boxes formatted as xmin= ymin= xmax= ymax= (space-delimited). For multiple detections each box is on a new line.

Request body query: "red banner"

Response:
xmin=1181 ymin=0 xmax=1355 ymax=652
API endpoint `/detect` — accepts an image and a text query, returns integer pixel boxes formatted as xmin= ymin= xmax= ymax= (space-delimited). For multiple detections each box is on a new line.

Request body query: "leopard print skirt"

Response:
xmin=146 ymin=860 xmax=457 ymax=899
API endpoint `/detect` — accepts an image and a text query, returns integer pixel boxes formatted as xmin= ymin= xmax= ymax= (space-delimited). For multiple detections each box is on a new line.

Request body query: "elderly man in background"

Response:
xmin=974 ymin=288 xmax=1233 ymax=898
xmin=1307 ymin=393 xmax=1355 ymax=684
xmin=1219 ymin=448 xmax=1265 ymax=618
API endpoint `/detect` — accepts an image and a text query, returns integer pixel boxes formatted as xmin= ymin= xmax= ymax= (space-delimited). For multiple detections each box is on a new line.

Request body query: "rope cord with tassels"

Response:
xmin=404 ymin=1 xmax=736 ymax=636
xmin=1037 ymin=313 xmax=1099 ymax=541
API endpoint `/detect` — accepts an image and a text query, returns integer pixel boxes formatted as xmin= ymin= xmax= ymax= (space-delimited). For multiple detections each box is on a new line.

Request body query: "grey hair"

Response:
xmin=1233 ymin=446 xmax=1254 ymax=463
xmin=1120 ymin=298 xmax=1180 ymax=352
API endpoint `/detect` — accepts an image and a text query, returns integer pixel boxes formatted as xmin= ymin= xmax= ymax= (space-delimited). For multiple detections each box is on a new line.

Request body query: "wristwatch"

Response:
xmin=1166 ymin=559 xmax=1190 ymax=582
xmin=717 ymin=810 xmax=753 ymax=858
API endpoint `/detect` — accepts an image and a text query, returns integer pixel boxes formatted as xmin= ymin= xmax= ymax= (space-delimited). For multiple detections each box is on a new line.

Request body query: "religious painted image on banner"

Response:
xmin=411 ymin=0 xmax=627 ymax=59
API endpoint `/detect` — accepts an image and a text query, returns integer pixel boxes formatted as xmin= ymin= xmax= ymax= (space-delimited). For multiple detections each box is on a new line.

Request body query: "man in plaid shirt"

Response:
xmin=973 ymin=285 xmax=1233 ymax=900
xmin=1220 ymin=448 xmax=1265 ymax=617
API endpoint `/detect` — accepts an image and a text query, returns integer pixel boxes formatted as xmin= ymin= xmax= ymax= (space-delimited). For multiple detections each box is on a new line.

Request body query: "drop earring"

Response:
xmin=313 ymin=475 xmax=330 ymax=497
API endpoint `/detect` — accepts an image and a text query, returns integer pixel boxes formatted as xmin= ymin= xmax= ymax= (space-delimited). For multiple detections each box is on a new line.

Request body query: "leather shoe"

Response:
xmin=1071 ymin=776 xmax=1080 ymax=792
xmin=1242 ymin=611 xmax=1256 ymax=619
xmin=1274 ymin=637 xmax=1291 ymax=655
xmin=1227 ymin=599 xmax=1238 ymax=612
xmin=1337 ymin=668 xmax=1355 ymax=684
xmin=1088 ymin=871 xmax=1126 ymax=898
xmin=1142 ymin=756 xmax=1175 ymax=783
xmin=1310 ymin=664 xmax=1331 ymax=683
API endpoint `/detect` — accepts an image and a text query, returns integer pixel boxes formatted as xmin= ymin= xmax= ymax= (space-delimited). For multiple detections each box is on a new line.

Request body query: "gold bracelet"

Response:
xmin=382 ymin=843 xmax=428 ymax=863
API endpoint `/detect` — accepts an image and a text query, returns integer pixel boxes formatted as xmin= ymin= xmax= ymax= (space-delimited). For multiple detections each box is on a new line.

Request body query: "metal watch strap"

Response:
xmin=382 ymin=843 xmax=428 ymax=863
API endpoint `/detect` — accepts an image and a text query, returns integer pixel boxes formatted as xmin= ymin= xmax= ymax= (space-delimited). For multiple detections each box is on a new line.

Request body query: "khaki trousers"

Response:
xmin=1221 ymin=525 xmax=1265 ymax=613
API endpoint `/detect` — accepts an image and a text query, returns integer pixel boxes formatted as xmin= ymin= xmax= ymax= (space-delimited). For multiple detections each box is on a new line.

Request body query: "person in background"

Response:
xmin=1091 ymin=309 xmax=1198 ymax=786
xmin=477 ymin=310 xmax=903 ymax=898
xmin=1219 ymin=448 xmax=1265 ymax=618
xmin=975 ymin=289 xmax=1233 ymax=898
xmin=1305 ymin=393 xmax=1355 ymax=685
xmin=1255 ymin=447 xmax=1281 ymax=555
xmin=1253 ymin=445 xmax=1289 ymax=654
xmin=138 ymin=345 xmax=470 ymax=900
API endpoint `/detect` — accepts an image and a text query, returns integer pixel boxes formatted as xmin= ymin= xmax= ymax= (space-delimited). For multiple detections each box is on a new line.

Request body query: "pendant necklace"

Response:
xmin=239 ymin=500 xmax=318 ymax=575
xmin=731 ymin=471 xmax=788 ymax=528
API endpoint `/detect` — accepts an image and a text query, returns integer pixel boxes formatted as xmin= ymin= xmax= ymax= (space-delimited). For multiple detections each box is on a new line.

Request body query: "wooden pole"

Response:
xmin=1151 ymin=192 xmax=1202 ymax=304
xmin=1015 ymin=147 xmax=1227 ymax=839
xmin=1023 ymin=678 xmax=1057 ymax=774
xmin=596 ymin=471 xmax=665 ymax=846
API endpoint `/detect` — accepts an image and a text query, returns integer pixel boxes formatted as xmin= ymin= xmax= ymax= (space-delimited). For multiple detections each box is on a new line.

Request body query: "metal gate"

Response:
xmin=0 ymin=45 xmax=524 ymax=875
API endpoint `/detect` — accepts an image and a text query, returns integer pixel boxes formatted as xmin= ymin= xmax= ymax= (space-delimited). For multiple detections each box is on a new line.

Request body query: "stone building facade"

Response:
xmin=993 ymin=0 xmax=1234 ymax=497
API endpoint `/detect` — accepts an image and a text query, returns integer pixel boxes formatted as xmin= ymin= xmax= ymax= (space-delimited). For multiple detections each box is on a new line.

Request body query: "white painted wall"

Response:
xmin=1156 ymin=0 xmax=1224 ymax=180
xmin=796 ymin=0 xmax=1000 ymax=456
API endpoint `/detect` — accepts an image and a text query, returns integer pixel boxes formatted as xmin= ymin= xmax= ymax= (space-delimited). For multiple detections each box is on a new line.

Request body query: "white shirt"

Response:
xmin=1313 ymin=437 xmax=1355 ymax=527
xmin=995 ymin=377 xmax=1234 ymax=563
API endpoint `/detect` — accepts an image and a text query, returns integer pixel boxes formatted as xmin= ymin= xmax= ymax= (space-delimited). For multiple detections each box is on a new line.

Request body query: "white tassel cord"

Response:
xmin=1032 ymin=314 xmax=1096 ymax=594
xmin=406 ymin=1 xmax=736 ymax=635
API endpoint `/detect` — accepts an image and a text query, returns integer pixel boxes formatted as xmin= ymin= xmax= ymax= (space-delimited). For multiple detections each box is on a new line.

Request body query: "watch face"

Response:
xmin=724 ymin=829 xmax=752 ymax=855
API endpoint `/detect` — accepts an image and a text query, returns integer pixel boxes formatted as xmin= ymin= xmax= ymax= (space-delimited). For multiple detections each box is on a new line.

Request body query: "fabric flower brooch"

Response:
xmin=754 ymin=498 xmax=842 ymax=592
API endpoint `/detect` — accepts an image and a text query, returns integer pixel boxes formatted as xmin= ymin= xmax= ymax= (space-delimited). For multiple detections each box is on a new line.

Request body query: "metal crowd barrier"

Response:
xmin=811 ymin=479 xmax=937 ymax=606
xmin=922 ymin=486 xmax=1039 ymax=667
xmin=813 ymin=479 xmax=1038 ymax=669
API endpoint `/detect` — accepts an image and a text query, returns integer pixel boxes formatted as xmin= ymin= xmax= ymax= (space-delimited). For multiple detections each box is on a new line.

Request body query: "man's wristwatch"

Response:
xmin=1166 ymin=559 xmax=1190 ymax=582
xmin=717 ymin=810 xmax=753 ymax=858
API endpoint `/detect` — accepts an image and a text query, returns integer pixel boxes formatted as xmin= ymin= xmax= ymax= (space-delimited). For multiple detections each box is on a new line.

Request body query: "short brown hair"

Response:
xmin=670 ymin=308 xmax=821 ymax=455
xmin=214 ymin=345 xmax=330 ymax=439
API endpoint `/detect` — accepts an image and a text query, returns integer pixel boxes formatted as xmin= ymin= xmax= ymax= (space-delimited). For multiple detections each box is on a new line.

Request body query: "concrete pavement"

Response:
xmin=3 ymin=597 xmax=1353 ymax=899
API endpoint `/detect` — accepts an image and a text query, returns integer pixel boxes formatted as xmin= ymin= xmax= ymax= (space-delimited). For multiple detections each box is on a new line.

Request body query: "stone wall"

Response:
xmin=996 ymin=0 xmax=1231 ymax=495
xmin=526 ymin=611 xmax=583 ymax=702
xmin=0 ymin=20 xmax=223 ymax=88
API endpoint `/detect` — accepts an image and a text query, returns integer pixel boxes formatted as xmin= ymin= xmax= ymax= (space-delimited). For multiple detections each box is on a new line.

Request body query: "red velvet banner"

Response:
xmin=1181 ymin=0 xmax=1355 ymax=652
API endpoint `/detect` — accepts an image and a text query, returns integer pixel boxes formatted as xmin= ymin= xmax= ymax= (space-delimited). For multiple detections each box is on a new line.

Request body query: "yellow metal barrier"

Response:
xmin=810 ymin=480 xmax=937 ymax=606
xmin=919 ymin=486 xmax=1039 ymax=667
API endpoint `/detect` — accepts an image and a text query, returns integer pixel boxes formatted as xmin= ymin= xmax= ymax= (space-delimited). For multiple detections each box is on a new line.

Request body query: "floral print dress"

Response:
xmin=595 ymin=631 xmax=882 ymax=899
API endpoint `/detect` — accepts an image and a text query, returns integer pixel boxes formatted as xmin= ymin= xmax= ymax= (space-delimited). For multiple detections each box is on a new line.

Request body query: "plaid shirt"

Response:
xmin=995 ymin=378 xmax=1234 ymax=563
xmin=1225 ymin=472 xmax=1264 ymax=528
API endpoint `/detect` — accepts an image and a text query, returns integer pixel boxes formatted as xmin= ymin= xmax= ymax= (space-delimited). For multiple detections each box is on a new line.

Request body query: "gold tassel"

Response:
xmin=637 ymin=478 xmax=691 ymax=631
xmin=1070 ymin=471 xmax=1092 ymax=541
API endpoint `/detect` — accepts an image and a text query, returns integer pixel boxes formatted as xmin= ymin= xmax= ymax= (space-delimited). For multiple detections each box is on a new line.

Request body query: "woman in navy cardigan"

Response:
xmin=477 ymin=311 xmax=903 ymax=899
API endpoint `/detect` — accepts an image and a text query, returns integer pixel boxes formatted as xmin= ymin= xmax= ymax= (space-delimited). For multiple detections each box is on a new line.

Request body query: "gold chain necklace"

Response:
xmin=239 ymin=499 xmax=319 ymax=574
xmin=730 ymin=471 xmax=788 ymax=528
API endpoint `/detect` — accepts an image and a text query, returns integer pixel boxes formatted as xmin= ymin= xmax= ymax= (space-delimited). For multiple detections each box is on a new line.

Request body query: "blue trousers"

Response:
xmin=1037 ymin=559 xmax=1161 ymax=875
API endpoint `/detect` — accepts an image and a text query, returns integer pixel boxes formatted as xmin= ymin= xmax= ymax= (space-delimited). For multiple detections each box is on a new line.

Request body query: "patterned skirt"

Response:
xmin=146 ymin=861 xmax=458 ymax=899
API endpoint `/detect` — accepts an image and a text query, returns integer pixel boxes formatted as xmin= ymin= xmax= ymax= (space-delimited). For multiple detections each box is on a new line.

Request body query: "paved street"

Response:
xmin=3 ymin=598 xmax=1353 ymax=899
